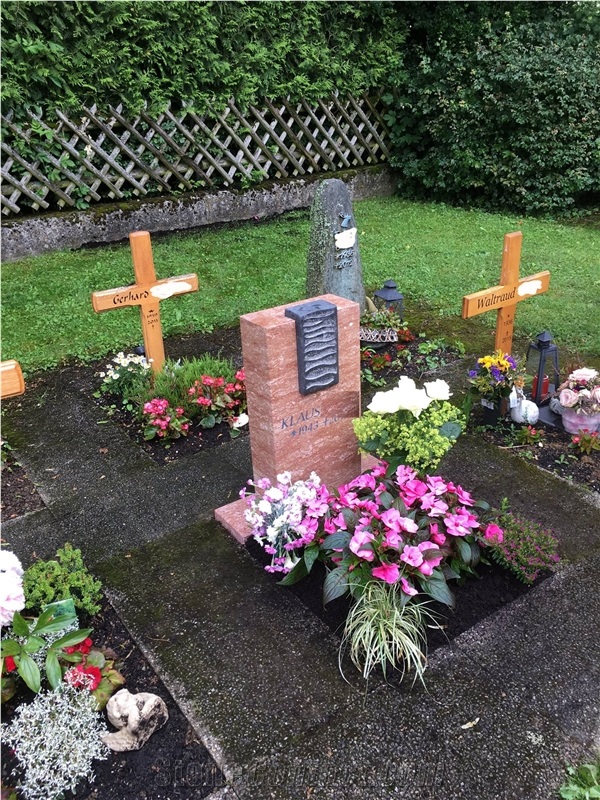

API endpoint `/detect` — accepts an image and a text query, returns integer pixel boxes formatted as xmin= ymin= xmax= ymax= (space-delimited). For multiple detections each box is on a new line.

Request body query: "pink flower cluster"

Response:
xmin=143 ymin=398 xmax=190 ymax=440
xmin=188 ymin=369 xmax=247 ymax=417
xmin=323 ymin=465 xmax=503 ymax=597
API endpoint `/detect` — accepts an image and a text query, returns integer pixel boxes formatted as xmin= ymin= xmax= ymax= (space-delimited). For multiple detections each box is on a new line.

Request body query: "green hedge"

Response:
xmin=0 ymin=1 xmax=407 ymax=118
xmin=384 ymin=5 xmax=600 ymax=215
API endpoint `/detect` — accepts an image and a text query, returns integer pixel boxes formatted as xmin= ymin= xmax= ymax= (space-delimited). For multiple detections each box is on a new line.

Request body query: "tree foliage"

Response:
xmin=1 ymin=1 xmax=407 ymax=117
xmin=384 ymin=3 xmax=600 ymax=214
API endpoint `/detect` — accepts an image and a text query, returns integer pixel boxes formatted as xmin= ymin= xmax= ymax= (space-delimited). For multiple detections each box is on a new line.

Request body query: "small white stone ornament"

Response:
xmin=101 ymin=689 xmax=168 ymax=752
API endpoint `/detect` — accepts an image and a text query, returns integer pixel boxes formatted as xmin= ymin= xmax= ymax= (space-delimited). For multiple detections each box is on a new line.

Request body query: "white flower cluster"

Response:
xmin=1 ymin=684 xmax=110 ymax=800
xmin=244 ymin=471 xmax=327 ymax=573
xmin=368 ymin=377 xmax=452 ymax=418
xmin=0 ymin=549 xmax=25 ymax=627
xmin=98 ymin=351 xmax=150 ymax=381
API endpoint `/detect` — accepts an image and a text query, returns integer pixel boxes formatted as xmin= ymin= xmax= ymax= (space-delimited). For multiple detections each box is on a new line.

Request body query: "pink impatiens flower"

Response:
xmin=401 ymin=479 xmax=429 ymax=507
xmin=349 ymin=530 xmax=375 ymax=561
xmin=444 ymin=508 xmax=480 ymax=537
xmin=484 ymin=523 xmax=504 ymax=544
xmin=371 ymin=562 xmax=400 ymax=584
xmin=379 ymin=508 xmax=418 ymax=534
xmin=400 ymin=545 xmax=424 ymax=568
xmin=417 ymin=542 xmax=443 ymax=576
xmin=400 ymin=577 xmax=418 ymax=596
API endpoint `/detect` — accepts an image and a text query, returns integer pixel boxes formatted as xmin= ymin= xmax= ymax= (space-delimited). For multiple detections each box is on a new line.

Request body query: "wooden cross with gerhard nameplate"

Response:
xmin=461 ymin=231 xmax=550 ymax=355
xmin=91 ymin=231 xmax=198 ymax=373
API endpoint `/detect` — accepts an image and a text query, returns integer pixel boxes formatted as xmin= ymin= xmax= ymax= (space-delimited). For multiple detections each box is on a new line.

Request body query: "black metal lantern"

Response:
xmin=373 ymin=280 xmax=404 ymax=319
xmin=526 ymin=330 xmax=560 ymax=405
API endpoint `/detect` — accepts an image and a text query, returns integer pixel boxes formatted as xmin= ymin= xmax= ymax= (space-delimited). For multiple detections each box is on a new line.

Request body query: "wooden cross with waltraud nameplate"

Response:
xmin=462 ymin=231 xmax=550 ymax=355
xmin=91 ymin=231 xmax=198 ymax=373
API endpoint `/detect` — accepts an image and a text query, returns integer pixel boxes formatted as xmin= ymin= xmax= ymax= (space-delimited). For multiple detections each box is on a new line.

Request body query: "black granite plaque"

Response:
xmin=285 ymin=300 xmax=339 ymax=396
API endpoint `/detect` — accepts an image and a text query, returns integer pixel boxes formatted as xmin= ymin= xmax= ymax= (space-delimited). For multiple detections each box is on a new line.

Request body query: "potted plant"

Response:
xmin=553 ymin=368 xmax=600 ymax=434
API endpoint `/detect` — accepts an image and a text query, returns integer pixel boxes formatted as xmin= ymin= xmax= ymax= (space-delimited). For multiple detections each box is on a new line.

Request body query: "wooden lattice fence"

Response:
xmin=0 ymin=92 xmax=389 ymax=217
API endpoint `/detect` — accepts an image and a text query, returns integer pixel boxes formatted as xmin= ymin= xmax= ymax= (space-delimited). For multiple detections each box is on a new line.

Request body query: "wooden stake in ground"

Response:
xmin=462 ymin=231 xmax=550 ymax=354
xmin=91 ymin=231 xmax=198 ymax=373
xmin=0 ymin=360 xmax=25 ymax=399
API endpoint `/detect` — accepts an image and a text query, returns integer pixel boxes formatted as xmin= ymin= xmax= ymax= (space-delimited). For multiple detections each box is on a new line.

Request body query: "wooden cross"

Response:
xmin=92 ymin=231 xmax=198 ymax=373
xmin=0 ymin=360 xmax=25 ymax=399
xmin=462 ymin=231 xmax=550 ymax=354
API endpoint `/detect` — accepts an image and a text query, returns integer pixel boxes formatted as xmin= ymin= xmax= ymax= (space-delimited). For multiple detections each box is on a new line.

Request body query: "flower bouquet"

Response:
xmin=243 ymin=471 xmax=331 ymax=574
xmin=353 ymin=377 xmax=464 ymax=475
xmin=555 ymin=367 xmax=600 ymax=433
xmin=465 ymin=349 xmax=524 ymax=422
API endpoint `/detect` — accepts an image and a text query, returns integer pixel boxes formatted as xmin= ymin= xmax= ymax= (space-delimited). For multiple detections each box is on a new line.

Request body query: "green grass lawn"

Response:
xmin=2 ymin=198 xmax=599 ymax=373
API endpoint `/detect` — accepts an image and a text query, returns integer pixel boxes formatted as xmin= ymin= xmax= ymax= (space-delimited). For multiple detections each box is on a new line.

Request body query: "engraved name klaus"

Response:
xmin=280 ymin=407 xmax=339 ymax=437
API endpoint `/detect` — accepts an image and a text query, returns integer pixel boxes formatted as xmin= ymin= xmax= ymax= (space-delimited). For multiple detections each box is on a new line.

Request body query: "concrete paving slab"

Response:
xmin=95 ymin=520 xmax=367 ymax=776
xmin=230 ymin=651 xmax=586 ymax=800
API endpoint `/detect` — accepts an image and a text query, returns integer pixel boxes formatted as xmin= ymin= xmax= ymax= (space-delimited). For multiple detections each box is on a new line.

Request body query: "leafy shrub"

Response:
xmin=560 ymin=758 xmax=600 ymax=800
xmin=385 ymin=8 xmax=600 ymax=214
xmin=23 ymin=544 xmax=103 ymax=617
xmin=490 ymin=504 xmax=560 ymax=584
xmin=145 ymin=356 xmax=239 ymax=418
xmin=1 ymin=2 xmax=408 ymax=118
xmin=1 ymin=684 xmax=109 ymax=800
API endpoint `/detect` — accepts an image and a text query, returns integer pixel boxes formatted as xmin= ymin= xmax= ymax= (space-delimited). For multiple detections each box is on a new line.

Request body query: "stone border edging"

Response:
xmin=1 ymin=166 xmax=395 ymax=262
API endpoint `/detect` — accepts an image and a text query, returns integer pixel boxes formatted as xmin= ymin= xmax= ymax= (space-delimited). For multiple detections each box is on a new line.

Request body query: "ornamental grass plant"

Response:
xmin=340 ymin=582 xmax=437 ymax=684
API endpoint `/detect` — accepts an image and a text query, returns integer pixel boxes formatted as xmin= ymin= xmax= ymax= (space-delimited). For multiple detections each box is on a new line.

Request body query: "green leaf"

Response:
xmin=474 ymin=500 xmax=491 ymax=511
xmin=378 ymin=491 xmax=394 ymax=509
xmin=45 ymin=650 xmax=62 ymax=689
xmin=17 ymin=653 xmax=41 ymax=693
xmin=50 ymin=628 xmax=92 ymax=651
xmin=469 ymin=541 xmax=481 ymax=567
xmin=11 ymin=611 xmax=30 ymax=637
xmin=86 ymin=649 xmax=106 ymax=668
xmin=303 ymin=546 xmax=320 ymax=572
xmin=321 ymin=531 xmax=351 ymax=551
xmin=341 ymin=507 xmax=357 ymax=530
xmin=418 ymin=572 xmax=455 ymax=609
xmin=1 ymin=640 xmax=21 ymax=657
xmin=23 ymin=636 xmax=45 ymax=653
xmin=392 ymin=496 xmax=408 ymax=515
xmin=32 ymin=606 xmax=57 ymax=630
xmin=439 ymin=420 xmax=462 ymax=440
xmin=456 ymin=538 xmax=472 ymax=564
xmin=278 ymin=559 xmax=308 ymax=586
xmin=323 ymin=565 xmax=349 ymax=606
xmin=199 ymin=414 xmax=216 ymax=428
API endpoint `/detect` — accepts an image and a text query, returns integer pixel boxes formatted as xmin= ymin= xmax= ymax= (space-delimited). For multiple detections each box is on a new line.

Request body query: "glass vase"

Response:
xmin=561 ymin=407 xmax=600 ymax=434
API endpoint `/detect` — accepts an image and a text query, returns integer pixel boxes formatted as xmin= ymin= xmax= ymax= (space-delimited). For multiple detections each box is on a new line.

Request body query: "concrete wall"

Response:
xmin=1 ymin=166 xmax=396 ymax=262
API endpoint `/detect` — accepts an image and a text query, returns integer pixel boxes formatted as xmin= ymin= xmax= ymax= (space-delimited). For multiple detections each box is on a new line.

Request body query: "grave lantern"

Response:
xmin=374 ymin=280 xmax=404 ymax=320
xmin=526 ymin=330 xmax=560 ymax=404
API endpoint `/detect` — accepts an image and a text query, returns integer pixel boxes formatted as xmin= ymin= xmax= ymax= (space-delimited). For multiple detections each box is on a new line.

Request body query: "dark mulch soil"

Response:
xmin=1 ymin=454 xmax=45 ymax=520
xmin=103 ymin=402 xmax=248 ymax=466
xmin=1 ymin=598 xmax=224 ymax=799
xmin=470 ymin=405 xmax=600 ymax=494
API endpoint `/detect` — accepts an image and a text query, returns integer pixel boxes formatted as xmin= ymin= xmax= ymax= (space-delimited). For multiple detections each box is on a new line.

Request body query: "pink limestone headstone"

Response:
xmin=215 ymin=294 xmax=362 ymax=542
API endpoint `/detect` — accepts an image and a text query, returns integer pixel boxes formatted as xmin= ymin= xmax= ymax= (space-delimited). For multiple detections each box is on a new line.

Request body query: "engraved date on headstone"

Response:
xmin=285 ymin=300 xmax=339 ymax=396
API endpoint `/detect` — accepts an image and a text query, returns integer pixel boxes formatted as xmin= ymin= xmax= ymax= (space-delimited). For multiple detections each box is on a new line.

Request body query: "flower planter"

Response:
xmin=561 ymin=407 xmax=600 ymax=434
xmin=480 ymin=398 xmax=506 ymax=427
